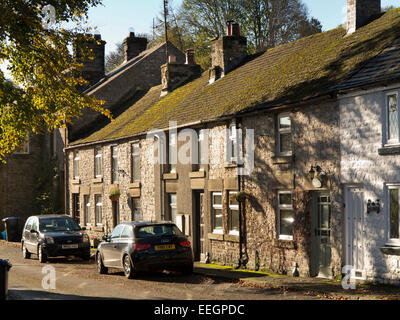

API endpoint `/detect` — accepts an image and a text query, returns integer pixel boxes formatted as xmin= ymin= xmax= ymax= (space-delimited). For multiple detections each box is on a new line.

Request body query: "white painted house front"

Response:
xmin=340 ymin=84 xmax=400 ymax=284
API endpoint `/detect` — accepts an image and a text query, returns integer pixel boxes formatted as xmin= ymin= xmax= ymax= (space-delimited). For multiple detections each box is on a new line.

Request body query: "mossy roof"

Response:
xmin=71 ymin=9 xmax=400 ymax=146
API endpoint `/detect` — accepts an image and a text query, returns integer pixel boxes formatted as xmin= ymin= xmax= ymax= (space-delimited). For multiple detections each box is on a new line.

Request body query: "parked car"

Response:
xmin=96 ymin=222 xmax=194 ymax=279
xmin=21 ymin=215 xmax=91 ymax=263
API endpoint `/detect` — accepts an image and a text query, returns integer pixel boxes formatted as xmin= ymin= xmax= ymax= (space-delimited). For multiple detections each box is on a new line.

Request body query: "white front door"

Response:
xmin=345 ymin=187 xmax=366 ymax=279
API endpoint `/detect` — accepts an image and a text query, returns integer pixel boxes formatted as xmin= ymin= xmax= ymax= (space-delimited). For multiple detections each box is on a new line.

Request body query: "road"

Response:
xmin=0 ymin=242 xmax=316 ymax=300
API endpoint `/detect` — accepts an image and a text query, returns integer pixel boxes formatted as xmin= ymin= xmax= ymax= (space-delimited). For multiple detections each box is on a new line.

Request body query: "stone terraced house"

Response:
xmin=65 ymin=0 xmax=400 ymax=283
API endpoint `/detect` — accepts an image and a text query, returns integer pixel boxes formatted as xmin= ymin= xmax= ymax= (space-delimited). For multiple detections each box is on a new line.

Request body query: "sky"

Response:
xmin=1 ymin=0 xmax=400 ymax=76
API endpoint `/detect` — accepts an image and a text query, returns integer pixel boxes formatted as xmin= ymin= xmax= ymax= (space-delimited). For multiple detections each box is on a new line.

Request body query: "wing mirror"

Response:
xmin=80 ymin=227 xmax=86 ymax=231
xmin=102 ymin=235 xmax=110 ymax=242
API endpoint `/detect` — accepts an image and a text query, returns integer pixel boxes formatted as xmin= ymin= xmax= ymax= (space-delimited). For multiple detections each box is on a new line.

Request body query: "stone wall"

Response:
xmin=340 ymin=87 xmax=400 ymax=284
xmin=0 ymin=132 xmax=51 ymax=230
xmin=67 ymin=136 xmax=155 ymax=240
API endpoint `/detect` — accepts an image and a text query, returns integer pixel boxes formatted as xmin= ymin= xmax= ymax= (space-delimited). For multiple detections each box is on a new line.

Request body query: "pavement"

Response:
xmin=2 ymin=240 xmax=400 ymax=300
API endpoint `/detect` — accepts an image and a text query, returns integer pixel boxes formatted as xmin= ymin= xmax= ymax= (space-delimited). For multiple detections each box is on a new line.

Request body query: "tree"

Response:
xmin=0 ymin=0 xmax=110 ymax=161
xmin=167 ymin=0 xmax=322 ymax=69
xmin=105 ymin=42 xmax=124 ymax=74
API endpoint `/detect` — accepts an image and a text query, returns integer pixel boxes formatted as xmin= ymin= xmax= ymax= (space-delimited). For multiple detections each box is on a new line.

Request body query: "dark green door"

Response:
xmin=311 ymin=193 xmax=332 ymax=278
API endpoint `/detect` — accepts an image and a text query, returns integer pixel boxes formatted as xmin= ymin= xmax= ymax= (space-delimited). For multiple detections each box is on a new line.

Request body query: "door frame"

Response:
xmin=192 ymin=191 xmax=204 ymax=262
xmin=344 ymin=185 xmax=366 ymax=280
xmin=311 ymin=191 xmax=332 ymax=278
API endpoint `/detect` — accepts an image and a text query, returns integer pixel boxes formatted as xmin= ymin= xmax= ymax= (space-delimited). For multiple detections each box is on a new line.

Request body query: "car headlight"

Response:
xmin=45 ymin=237 xmax=54 ymax=244
xmin=82 ymin=234 xmax=90 ymax=243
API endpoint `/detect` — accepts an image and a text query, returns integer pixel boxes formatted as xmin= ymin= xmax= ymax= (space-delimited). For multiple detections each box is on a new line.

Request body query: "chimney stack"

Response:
xmin=74 ymin=33 xmax=106 ymax=87
xmin=346 ymin=0 xmax=381 ymax=34
xmin=209 ymin=21 xmax=247 ymax=84
xmin=185 ymin=49 xmax=196 ymax=65
xmin=161 ymin=50 xmax=202 ymax=97
xmin=123 ymin=32 xmax=148 ymax=62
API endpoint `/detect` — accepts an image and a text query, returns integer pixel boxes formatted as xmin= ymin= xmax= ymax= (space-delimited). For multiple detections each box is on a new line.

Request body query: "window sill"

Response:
xmin=272 ymin=155 xmax=294 ymax=164
xmin=378 ymin=145 xmax=400 ymax=156
xmin=92 ymin=177 xmax=103 ymax=184
xmin=163 ymin=173 xmax=178 ymax=180
xmin=129 ymin=182 xmax=141 ymax=189
xmin=208 ymin=233 xmax=224 ymax=241
xmin=225 ymin=233 xmax=240 ymax=242
xmin=274 ymin=238 xmax=296 ymax=249
xmin=189 ymin=171 xmax=206 ymax=178
xmin=380 ymin=244 xmax=400 ymax=256
xmin=72 ymin=179 xmax=81 ymax=185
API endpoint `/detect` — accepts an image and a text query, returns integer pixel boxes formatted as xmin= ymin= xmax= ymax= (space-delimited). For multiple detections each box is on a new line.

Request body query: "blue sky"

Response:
xmin=1 ymin=0 xmax=399 ymax=76
xmin=86 ymin=0 xmax=400 ymax=54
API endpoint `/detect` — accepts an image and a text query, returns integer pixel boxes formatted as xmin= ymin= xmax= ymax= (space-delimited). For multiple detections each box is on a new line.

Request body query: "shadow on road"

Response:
xmin=8 ymin=289 xmax=129 ymax=300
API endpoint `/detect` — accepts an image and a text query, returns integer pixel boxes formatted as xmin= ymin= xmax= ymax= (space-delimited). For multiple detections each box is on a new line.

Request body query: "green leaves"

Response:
xmin=0 ymin=0 xmax=107 ymax=161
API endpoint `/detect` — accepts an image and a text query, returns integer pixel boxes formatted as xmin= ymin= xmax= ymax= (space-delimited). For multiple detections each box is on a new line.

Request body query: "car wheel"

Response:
xmin=38 ymin=244 xmax=47 ymax=263
xmin=96 ymin=253 xmax=108 ymax=274
xmin=123 ymin=255 xmax=135 ymax=279
xmin=22 ymin=242 xmax=31 ymax=259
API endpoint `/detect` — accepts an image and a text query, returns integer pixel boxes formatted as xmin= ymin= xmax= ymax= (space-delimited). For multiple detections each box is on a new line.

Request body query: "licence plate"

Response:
xmin=62 ymin=244 xmax=79 ymax=249
xmin=154 ymin=244 xmax=175 ymax=251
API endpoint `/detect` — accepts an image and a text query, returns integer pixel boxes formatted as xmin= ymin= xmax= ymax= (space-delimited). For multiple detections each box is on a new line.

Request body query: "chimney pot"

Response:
xmin=169 ymin=55 xmax=177 ymax=63
xmin=226 ymin=20 xmax=240 ymax=37
xmin=185 ymin=49 xmax=195 ymax=65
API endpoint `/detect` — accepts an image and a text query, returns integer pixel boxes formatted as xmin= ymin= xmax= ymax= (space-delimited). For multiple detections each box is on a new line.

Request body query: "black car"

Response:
xmin=21 ymin=215 xmax=91 ymax=263
xmin=96 ymin=222 xmax=194 ymax=279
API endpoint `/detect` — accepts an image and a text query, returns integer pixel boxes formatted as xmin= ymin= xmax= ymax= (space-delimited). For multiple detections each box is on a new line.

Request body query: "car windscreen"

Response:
xmin=39 ymin=217 xmax=81 ymax=232
xmin=136 ymin=225 xmax=183 ymax=238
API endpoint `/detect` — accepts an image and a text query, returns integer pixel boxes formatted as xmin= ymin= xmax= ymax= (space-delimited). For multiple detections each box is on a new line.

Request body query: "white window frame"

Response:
xmin=169 ymin=133 xmax=177 ymax=173
xmin=168 ymin=193 xmax=177 ymax=223
xmin=278 ymin=113 xmax=292 ymax=156
xmin=386 ymin=184 xmax=400 ymax=246
xmin=84 ymin=195 xmax=91 ymax=226
xmin=94 ymin=146 xmax=102 ymax=178
xmin=278 ymin=190 xmax=294 ymax=241
xmin=212 ymin=192 xmax=223 ymax=234
xmin=385 ymin=92 xmax=400 ymax=146
xmin=198 ymin=129 xmax=207 ymax=171
xmin=73 ymin=151 xmax=80 ymax=180
xmin=131 ymin=143 xmax=141 ymax=182
xmin=228 ymin=191 xmax=239 ymax=236
xmin=95 ymin=195 xmax=103 ymax=226
xmin=111 ymin=145 xmax=119 ymax=183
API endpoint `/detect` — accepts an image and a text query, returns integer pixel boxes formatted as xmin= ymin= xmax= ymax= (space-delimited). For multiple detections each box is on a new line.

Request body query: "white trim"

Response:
xmin=277 ymin=190 xmax=294 ymax=240
xmin=385 ymin=183 xmax=400 ymax=243
xmin=384 ymin=91 xmax=400 ymax=145
xmin=277 ymin=113 xmax=292 ymax=156
xmin=338 ymin=83 xmax=400 ymax=99
xmin=212 ymin=192 xmax=223 ymax=233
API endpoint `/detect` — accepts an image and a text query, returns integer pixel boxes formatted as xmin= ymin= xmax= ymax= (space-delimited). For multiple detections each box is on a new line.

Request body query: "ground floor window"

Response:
xmin=132 ymin=198 xmax=142 ymax=221
xmin=212 ymin=192 xmax=223 ymax=234
xmin=95 ymin=195 xmax=102 ymax=226
xmin=228 ymin=191 xmax=239 ymax=235
xmin=168 ymin=194 xmax=177 ymax=223
xmin=388 ymin=186 xmax=400 ymax=243
xmin=278 ymin=191 xmax=294 ymax=240
xmin=84 ymin=195 xmax=91 ymax=226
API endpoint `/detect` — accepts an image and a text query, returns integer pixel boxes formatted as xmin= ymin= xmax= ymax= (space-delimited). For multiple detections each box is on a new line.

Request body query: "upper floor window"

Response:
xmin=169 ymin=133 xmax=177 ymax=173
xmin=73 ymin=151 xmax=80 ymax=180
xmin=197 ymin=129 xmax=208 ymax=171
xmin=278 ymin=114 xmax=292 ymax=156
xmin=386 ymin=93 xmax=399 ymax=144
xmin=131 ymin=143 xmax=141 ymax=182
xmin=94 ymin=146 xmax=102 ymax=178
xmin=278 ymin=191 xmax=294 ymax=240
xmin=111 ymin=146 xmax=119 ymax=183
xmin=14 ymin=135 xmax=30 ymax=155
xmin=226 ymin=120 xmax=240 ymax=164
